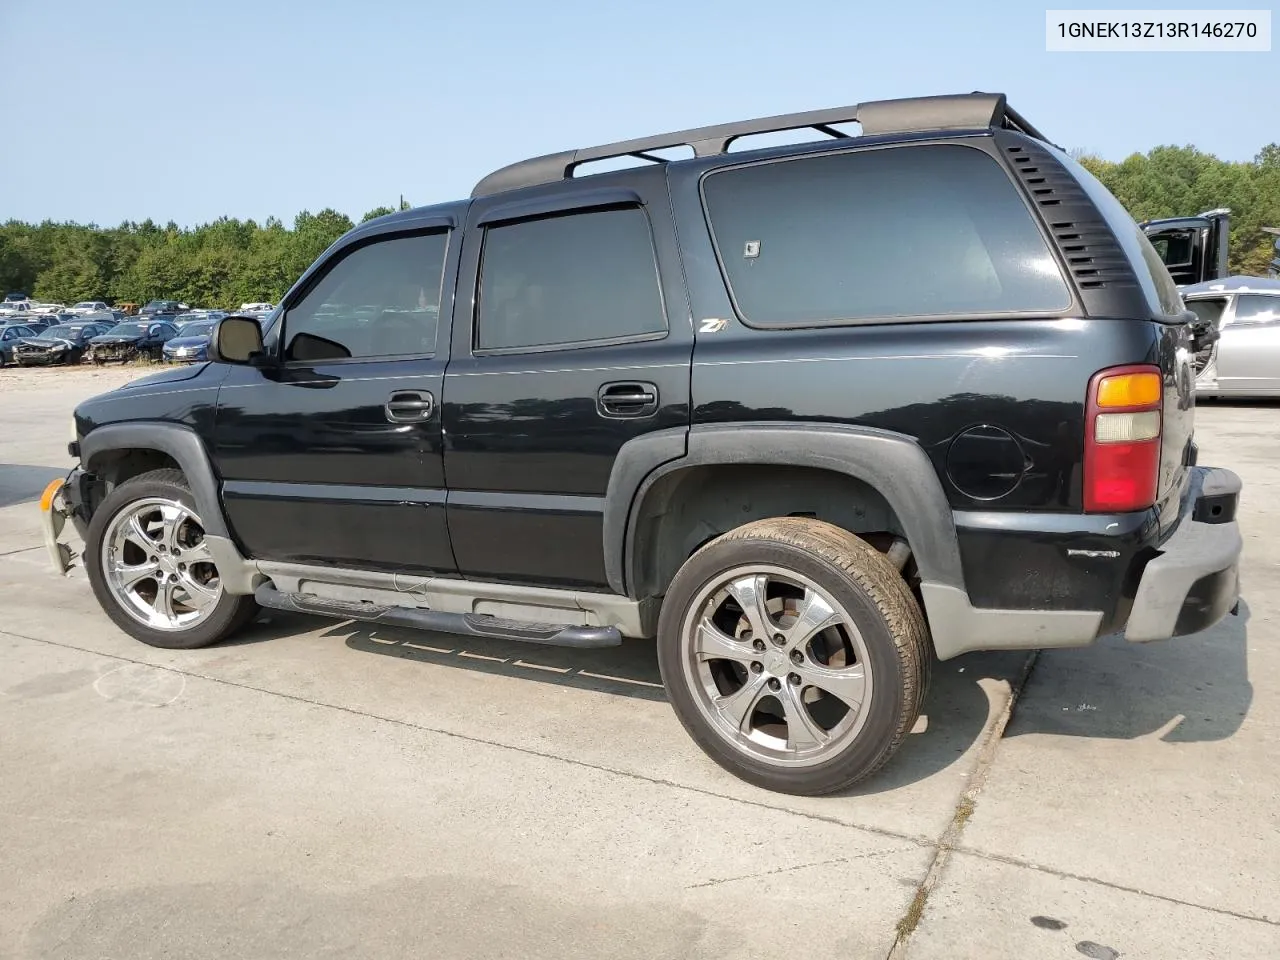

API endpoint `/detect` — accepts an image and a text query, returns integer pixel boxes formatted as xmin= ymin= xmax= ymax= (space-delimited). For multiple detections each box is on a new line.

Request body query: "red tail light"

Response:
xmin=1084 ymin=364 xmax=1163 ymax=513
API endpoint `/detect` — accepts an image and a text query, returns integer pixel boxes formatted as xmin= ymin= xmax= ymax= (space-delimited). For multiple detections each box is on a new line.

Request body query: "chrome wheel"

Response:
xmin=680 ymin=564 xmax=874 ymax=768
xmin=100 ymin=497 xmax=222 ymax=632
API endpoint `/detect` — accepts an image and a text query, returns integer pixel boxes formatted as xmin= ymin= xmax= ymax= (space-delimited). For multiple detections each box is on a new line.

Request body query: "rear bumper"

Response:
xmin=932 ymin=465 xmax=1241 ymax=658
xmin=1124 ymin=466 xmax=1242 ymax=641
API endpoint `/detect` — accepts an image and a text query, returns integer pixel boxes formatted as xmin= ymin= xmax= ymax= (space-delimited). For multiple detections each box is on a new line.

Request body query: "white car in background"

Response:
xmin=69 ymin=301 xmax=111 ymax=315
xmin=0 ymin=300 xmax=35 ymax=317
xmin=238 ymin=302 xmax=275 ymax=316
xmin=1183 ymin=276 xmax=1280 ymax=398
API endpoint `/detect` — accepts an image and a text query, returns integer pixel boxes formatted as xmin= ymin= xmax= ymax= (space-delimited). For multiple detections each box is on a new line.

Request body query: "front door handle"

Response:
xmin=385 ymin=390 xmax=434 ymax=423
xmin=597 ymin=381 xmax=659 ymax=418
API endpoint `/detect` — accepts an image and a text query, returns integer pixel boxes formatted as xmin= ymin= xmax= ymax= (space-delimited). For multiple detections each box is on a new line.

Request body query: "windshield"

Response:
xmin=142 ymin=301 xmax=172 ymax=311
xmin=73 ymin=302 xmax=98 ymax=309
xmin=106 ymin=322 xmax=146 ymax=335
xmin=180 ymin=321 xmax=216 ymax=337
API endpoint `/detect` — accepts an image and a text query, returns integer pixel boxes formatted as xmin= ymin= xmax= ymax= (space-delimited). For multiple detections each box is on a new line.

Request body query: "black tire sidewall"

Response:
xmin=85 ymin=474 xmax=254 ymax=650
xmin=658 ymin=534 xmax=912 ymax=795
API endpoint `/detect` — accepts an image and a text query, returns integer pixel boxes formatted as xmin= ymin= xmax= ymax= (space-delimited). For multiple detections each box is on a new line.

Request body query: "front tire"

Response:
xmin=657 ymin=518 xmax=929 ymax=795
xmin=85 ymin=468 xmax=258 ymax=649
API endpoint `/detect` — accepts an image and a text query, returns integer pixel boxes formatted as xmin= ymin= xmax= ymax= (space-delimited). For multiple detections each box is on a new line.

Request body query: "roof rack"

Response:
xmin=472 ymin=92 xmax=1048 ymax=198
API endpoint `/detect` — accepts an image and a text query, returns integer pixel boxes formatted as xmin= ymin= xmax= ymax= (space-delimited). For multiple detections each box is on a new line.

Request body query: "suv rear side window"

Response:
xmin=282 ymin=231 xmax=448 ymax=361
xmin=476 ymin=206 xmax=666 ymax=351
xmin=701 ymin=144 xmax=1071 ymax=325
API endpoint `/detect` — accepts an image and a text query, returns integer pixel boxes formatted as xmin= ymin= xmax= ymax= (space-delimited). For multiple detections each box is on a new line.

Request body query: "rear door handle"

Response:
xmin=597 ymin=381 xmax=659 ymax=418
xmin=385 ymin=390 xmax=434 ymax=423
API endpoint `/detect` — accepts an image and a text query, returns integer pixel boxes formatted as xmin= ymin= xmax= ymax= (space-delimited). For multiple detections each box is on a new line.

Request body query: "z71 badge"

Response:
xmin=699 ymin=318 xmax=729 ymax=333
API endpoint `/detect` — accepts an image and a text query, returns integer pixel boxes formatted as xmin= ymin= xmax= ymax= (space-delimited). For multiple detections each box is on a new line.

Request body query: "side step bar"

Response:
xmin=254 ymin=584 xmax=623 ymax=649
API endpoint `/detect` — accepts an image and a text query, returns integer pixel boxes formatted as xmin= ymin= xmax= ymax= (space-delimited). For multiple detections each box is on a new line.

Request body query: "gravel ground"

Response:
xmin=1 ymin=362 xmax=153 ymax=393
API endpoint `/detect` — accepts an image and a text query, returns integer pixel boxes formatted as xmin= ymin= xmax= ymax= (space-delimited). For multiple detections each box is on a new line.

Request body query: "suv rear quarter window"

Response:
xmin=700 ymin=143 xmax=1073 ymax=326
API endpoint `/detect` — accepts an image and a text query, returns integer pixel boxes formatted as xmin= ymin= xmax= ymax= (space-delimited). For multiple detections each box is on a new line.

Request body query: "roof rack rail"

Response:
xmin=472 ymin=92 xmax=1048 ymax=198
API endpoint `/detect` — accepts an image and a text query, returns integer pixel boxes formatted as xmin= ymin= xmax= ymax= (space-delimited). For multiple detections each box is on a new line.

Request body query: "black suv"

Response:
xmin=42 ymin=93 xmax=1242 ymax=795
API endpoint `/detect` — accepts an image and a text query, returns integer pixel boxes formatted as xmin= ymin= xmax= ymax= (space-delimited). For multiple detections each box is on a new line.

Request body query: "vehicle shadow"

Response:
xmin=219 ymin=600 xmax=1248 ymax=789
xmin=333 ymin=620 xmax=669 ymax=701
xmin=841 ymin=650 xmax=1033 ymax=795
xmin=320 ymin=616 xmax=1026 ymax=788
xmin=1004 ymin=599 xmax=1252 ymax=743
xmin=0 ymin=464 xmax=66 ymax=508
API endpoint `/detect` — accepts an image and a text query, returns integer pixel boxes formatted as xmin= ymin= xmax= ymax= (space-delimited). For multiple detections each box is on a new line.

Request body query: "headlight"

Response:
xmin=69 ymin=416 xmax=78 ymax=442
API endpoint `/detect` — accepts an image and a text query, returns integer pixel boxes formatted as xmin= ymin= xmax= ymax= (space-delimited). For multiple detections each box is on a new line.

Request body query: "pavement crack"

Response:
xmin=1 ymin=629 xmax=936 ymax=850
xmin=951 ymin=847 xmax=1280 ymax=928
xmin=0 ymin=544 xmax=42 ymax=558
xmin=686 ymin=846 xmax=909 ymax=890
xmin=886 ymin=650 xmax=1040 ymax=958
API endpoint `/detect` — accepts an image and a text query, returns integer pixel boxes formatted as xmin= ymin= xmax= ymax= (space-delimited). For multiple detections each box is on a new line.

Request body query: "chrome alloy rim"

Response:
xmin=680 ymin=564 xmax=874 ymax=768
xmin=101 ymin=497 xmax=222 ymax=631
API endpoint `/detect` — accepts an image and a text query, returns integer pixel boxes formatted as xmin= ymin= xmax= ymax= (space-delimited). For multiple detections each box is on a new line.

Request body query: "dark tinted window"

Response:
xmin=702 ymin=144 xmax=1071 ymax=325
xmin=476 ymin=206 xmax=666 ymax=351
xmin=1149 ymin=232 xmax=1193 ymax=267
xmin=1233 ymin=294 xmax=1280 ymax=325
xmin=282 ymin=231 xmax=448 ymax=361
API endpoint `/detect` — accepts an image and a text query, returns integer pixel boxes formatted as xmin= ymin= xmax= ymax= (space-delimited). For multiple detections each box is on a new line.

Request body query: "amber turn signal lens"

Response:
xmin=39 ymin=477 xmax=64 ymax=512
xmin=1096 ymin=372 xmax=1161 ymax=408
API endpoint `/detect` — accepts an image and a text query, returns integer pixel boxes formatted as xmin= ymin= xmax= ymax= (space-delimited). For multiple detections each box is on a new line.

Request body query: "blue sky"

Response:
xmin=0 ymin=0 xmax=1274 ymax=227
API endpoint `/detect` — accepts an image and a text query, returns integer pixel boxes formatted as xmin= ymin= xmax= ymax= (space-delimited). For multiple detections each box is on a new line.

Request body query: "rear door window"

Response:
xmin=476 ymin=206 xmax=667 ymax=351
xmin=1232 ymin=294 xmax=1280 ymax=325
xmin=700 ymin=144 xmax=1072 ymax=325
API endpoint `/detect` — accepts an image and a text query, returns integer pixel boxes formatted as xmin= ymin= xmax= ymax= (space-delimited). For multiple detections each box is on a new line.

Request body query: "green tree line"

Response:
xmin=1 ymin=142 xmax=1278 ymax=309
xmin=1079 ymin=143 xmax=1280 ymax=276
xmin=0 ymin=204 xmax=402 ymax=309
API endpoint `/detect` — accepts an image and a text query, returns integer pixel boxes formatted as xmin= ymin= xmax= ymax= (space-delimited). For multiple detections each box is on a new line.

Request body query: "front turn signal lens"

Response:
xmin=39 ymin=477 xmax=64 ymax=512
xmin=1096 ymin=371 xmax=1161 ymax=408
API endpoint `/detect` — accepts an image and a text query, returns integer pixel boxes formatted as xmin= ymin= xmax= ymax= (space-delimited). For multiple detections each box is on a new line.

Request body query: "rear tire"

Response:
xmin=85 ymin=468 xmax=259 ymax=649
xmin=657 ymin=518 xmax=930 ymax=795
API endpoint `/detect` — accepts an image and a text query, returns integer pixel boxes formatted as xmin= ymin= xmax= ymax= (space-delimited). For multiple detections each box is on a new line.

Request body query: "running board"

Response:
xmin=253 ymin=584 xmax=623 ymax=648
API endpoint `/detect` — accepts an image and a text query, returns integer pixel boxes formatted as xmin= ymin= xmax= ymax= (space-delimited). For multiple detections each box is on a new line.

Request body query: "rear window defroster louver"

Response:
xmin=999 ymin=135 xmax=1139 ymax=299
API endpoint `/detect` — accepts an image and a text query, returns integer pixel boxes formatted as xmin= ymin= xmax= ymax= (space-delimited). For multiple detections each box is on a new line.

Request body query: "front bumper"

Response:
xmin=39 ymin=477 xmax=76 ymax=575
xmin=90 ymin=344 xmax=138 ymax=362
xmin=1125 ymin=466 xmax=1242 ymax=642
xmin=14 ymin=349 xmax=66 ymax=365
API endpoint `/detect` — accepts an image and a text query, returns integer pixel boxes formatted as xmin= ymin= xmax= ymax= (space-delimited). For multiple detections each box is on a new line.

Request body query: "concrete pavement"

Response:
xmin=0 ymin=367 xmax=1275 ymax=958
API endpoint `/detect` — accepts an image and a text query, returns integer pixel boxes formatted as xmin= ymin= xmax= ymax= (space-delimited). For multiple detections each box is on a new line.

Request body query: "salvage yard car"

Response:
xmin=0 ymin=323 xmax=41 ymax=365
xmin=12 ymin=321 xmax=114 ymax=366
xmin=40 ymin=92 xmax=1244 ymax=796
xmin=1183 ymin=276 xmax=1280 ymax=397
xmin=161 ymin=319 xmax=217 ymax=363
xmin=69 ymin=301 xmax=112 ymax=315
xmin=137 ymin=300 xmax=188 ymax=322
xmin=86 ymin=319 xmax=178 ymax=363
